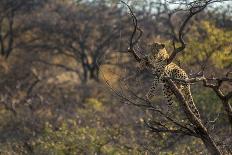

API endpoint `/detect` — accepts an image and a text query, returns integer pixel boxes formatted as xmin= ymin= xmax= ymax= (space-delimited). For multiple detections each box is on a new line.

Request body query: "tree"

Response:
xmin=20 ymin=0 xmax=130 ymax=83
xmin=118 ymin=0 xmax=231 ymax=154
xmin=0 ymin=0 xmax=47 ymax=58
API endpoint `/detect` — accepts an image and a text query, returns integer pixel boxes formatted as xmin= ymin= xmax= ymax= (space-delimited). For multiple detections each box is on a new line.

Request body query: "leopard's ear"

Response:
xmin=161 ymin=43 xmax=165 ymax=49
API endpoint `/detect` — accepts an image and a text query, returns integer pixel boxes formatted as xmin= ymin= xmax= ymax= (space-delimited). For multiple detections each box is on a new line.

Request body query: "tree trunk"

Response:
xmin=222 ymin=99 xmax=232 ymax=127
xmin=89 ymin=65 xmax=100 ymax=82
xmin=202 ymin=138 xmax=221 ymax=155
xmin=94 ymin=66 xmax=100 ymax=81
xmin=82 ymin=64 xmax=88 ymax=83
xmin=196 ymin=127 xmax=222 ymax=155
xmin=165 ymin=78 xmax=222 ymax=155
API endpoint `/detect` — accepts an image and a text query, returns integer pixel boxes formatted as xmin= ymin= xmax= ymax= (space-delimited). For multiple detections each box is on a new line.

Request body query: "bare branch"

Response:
xmin=144 ymin=120 xmax=194 ymax=136
xmin=167 ymin=1 xmax=211 ymax=64
xmin=121 ymin=1 xmax=143 ymax=62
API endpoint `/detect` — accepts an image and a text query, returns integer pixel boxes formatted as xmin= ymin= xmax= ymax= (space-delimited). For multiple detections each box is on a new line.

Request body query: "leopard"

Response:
xmin=140 ymin=42 xmax=200 ymax=118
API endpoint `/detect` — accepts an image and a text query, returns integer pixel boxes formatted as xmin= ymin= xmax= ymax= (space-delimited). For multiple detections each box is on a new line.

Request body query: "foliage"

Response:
xmin=181 ymin=21 xmax=232 ymax=69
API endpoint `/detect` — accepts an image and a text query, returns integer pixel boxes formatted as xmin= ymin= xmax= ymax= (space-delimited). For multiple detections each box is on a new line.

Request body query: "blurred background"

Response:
xmin=0 ymin=0 xmax=231 ymax=154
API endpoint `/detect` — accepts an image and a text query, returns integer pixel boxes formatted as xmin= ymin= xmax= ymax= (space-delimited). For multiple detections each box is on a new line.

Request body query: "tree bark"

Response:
xmin=196 ymin=127 xmax=222 ymax=155
xmin=82 ymin=64 xmax=88 ymax=83
xmin=165 ymin=78 xmax=222 ymax=155
xmin=222 ymin=99 xmax=232 ymax=127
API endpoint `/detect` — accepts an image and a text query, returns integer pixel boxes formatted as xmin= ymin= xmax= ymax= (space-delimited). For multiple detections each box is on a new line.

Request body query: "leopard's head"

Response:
xmin=150 ymin=42 xmax=165 ymax=55
xmin=146 ymin=42 xmax=168 ymax=67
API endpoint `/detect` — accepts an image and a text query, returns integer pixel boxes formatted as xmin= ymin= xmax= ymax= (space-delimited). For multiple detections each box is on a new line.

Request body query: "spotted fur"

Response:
xmin=141 ymin=42 xmax=200 ymax=118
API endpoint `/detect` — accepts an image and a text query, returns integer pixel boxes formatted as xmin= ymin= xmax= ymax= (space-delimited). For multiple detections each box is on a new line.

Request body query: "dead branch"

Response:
xmin=167 ymin=1 xmax=211 ymax=64
xmin=144 ymin=120 xmax=194 ymax=136
xmin=121 ymin=1 xmax=143 ymax=62
xmin=163 ymin=76 xmax=232 ymax=86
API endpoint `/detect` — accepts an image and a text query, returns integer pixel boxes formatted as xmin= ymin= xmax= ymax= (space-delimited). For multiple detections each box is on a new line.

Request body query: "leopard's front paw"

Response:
xmin=146 ymin=93 xmax=154 ymax=101
xmin=138 ymin=64 xmax=145 ymax=71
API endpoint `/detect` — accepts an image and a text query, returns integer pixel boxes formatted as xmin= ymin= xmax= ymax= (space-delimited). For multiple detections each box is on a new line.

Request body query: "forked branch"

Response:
xmin=121 ymin=1 xmax=143 ymax=62
xmin=167 ymin=0 xmax=212 ymax=64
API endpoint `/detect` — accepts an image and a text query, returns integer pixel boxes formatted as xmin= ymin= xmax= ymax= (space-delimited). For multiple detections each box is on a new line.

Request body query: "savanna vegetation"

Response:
xmin=0 ymin=0 xmax=231 ymax=154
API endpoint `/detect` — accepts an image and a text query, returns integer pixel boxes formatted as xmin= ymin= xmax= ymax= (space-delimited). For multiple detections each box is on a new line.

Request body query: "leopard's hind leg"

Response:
xmin=162 ymin=82 xmax=175 ymax=114
xmin=146 ymin=77 xmax=159 ymax=100
xmin=163 ymin=83 xmax=174 ymax=106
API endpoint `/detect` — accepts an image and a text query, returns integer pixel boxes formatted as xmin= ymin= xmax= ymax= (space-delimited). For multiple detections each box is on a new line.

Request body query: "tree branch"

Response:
xmin=121 ymin=1 xmax=143 ymax=62
xmin=167 ymin=1 xmax=210 ymax=64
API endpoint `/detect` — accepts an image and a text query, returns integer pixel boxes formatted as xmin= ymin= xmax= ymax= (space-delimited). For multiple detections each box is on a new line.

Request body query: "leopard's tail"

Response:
xmin=182 ymin=85 xmax=201 ymax=119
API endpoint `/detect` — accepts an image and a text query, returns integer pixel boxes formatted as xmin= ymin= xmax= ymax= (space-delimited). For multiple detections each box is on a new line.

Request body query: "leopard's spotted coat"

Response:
xmin=140 ymin=42 xmax=200 ymax=118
